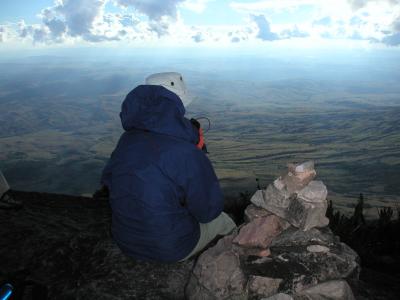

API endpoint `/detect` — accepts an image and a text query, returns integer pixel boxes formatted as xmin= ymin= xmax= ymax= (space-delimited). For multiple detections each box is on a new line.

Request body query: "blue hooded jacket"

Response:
xmin=101 ymin=85 xmax=223 ymax=262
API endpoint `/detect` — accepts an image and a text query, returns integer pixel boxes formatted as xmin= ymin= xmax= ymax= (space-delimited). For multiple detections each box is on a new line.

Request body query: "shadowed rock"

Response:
xmin=187 ymin=162 xmax=360 ymax=300
xmin=233 ymin=215 xmax=290 ymax=249
xmin=262 ymin=280 xmax=355 ymax=300
xmin=0 ymin=191 xmax=194 ymax=299
xmin=244 ymin=204 xmax=272 ymax=223
xmin=295 ymin=280 xmax=355 ymax=300
xmin=0 ymin=170 xmax=10 ymax=197
xmin=262 ymin=294 xmax=294 ymax=300
xmin=186 ymin=233 xmax=248 ymax=300
xmin=248 ymin=276 xmax=283 ymax=299
xmin=187 ymin=212 xmax=360 ymax=299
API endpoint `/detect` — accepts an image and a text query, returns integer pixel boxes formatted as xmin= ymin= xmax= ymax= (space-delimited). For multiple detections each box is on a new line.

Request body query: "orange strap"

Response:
xmin=196 ymin=128 xmax=205 ymax=150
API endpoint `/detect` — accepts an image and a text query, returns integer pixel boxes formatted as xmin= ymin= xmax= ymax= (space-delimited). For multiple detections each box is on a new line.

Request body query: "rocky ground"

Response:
xmin=0 ymin=190 xmax=399 ymax=299
xmin=0 ymin=191 xmax=194 ymax=299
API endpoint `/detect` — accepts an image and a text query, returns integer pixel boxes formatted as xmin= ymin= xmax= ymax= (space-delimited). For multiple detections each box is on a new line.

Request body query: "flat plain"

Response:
xmin=0 ymin=54 xmax=399 ymax=218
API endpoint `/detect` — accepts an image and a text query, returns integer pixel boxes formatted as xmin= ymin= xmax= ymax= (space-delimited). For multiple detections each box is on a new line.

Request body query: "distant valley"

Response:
xmin=0 ymin=55 xmax=399 ymax=218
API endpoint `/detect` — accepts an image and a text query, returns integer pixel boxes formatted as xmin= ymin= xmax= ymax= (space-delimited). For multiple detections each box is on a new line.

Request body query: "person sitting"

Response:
xmin=101 ymin=72 xmax=236 ymax=262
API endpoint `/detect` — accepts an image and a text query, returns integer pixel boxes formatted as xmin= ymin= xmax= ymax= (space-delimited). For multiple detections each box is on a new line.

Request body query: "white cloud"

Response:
xmin=380 ymin=13 xmax=400 ymax=45
xmin=54 ymin=0 xmax=106 ymax=37
xmin=0 ymin=26 xmax=6 ymax=43
xmin=116 ymin=0 xmax=185 ymax=20
xmin=231 ymin=36 xmax=240 ymax=42
xmin=394 ymin=17 xmax=400 ymax=32
xmin=192 ymin=31 xmax=205 ymax=42
xmin=382 ymin=32 xmax=400 ymax=45
xmin=181 ymin=0 xmax=214 ymax=13
xmin=19 ymin=21 xmax=52 ymax=44
xmin=251 ymin=14 xmax=279 ymax=41
xmin=17 ymin=0 xmax=170 ymax=44
xmin=348 ymin=0 xmax=400 ymax=10
xmin=280 ymin=26 xmax=309 ymax=39
xmin=230 ymin=0 xmax=317 ymax=12
xmin=232 ymin=0 xmax=400 ymax=46
xmin=313 ymin=17 xmax=333 ymax=27
xmin=148 ymin=17 xmax=171 ymax=37
xmin=227 ymin=28 xmax=250 ymax=43
xmin=230 ymin=0 xmax=400 ymax=12
xmin=17 ymin=0 xmax=120 ymax=43
xmin=3 ymin=0 xmax=400 ymax=47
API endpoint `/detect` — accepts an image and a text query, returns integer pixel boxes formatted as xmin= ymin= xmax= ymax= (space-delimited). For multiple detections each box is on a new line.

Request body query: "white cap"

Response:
xmin=145 ymin=72 xmax=193 ymax=107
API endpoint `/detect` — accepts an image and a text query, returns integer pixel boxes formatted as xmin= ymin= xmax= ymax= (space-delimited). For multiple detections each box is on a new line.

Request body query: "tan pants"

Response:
xmin=180 ymin=212 xmax=237 ymax=261
xmin=0 ymin=170 xmax=10 ymax=199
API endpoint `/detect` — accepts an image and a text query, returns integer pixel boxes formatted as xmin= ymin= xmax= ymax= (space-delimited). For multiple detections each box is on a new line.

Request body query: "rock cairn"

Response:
xmin=251 ymin=161 xmax=329 ymax=231
xmin=186 ymin=161 xmax=360 ymax=300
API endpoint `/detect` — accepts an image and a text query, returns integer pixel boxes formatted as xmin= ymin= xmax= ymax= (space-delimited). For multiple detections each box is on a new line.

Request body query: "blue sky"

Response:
xmin=0 ymin=1 xmax=54 ymax=23
xmin=0 ymin=0 xmax=400 ymax=49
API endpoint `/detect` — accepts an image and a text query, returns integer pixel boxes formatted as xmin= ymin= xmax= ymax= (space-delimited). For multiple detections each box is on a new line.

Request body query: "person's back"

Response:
xmin=101 ymin=82 xmax=227 ymax=262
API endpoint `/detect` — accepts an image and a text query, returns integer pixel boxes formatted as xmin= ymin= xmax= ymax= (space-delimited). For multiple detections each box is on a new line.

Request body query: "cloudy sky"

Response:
xmin=1 ymin=0 xmax=400 ymax=49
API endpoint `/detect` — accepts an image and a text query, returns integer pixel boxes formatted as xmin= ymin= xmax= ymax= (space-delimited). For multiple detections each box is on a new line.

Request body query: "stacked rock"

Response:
xmin=250 ymin=161 xmax=329 ymax=231
xmin=186 ymin=161 xmax=360 ymax=300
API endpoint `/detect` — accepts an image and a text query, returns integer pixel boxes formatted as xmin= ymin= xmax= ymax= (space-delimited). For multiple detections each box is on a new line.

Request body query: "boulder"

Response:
xmin=233 ymin=215 xmax=290 ymax=249
xmin=263 ymin=183 xmax=291 ymax=210
xmin=246 ymin=227 xmax=360 ymax=294
xmin=264 ymin=280 xmax=355 ymax=300
xmin=187 ymin=224 xmax=360 ymax=299
xmin=247 ymin=276 xmax=283 ymax=298
xmin=186 ymin=233 xmax=247 ymax=300
xmin=251 ymin=162 xmax=329 ymax=231
xmin=294 ymin=280 xmax=355 ymax=300
xmin=187 ymin=162 xmax=360 ymax=300
xmin=250 ymin=190 xmax=269 ymax=210
xmin=244 ymin=204 xmax=272 ymax=223
xmin=262 ymin=293 xmax=294 ymax=300
xmin=283 ymin=161 xmax=316 ymax=194
xmin=286 ymin=184 xmax=329 ymax=231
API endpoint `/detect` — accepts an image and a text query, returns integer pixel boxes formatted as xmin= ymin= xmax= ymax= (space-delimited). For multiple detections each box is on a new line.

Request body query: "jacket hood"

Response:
xmin=120 ymin=85 xmax=198 ymax=144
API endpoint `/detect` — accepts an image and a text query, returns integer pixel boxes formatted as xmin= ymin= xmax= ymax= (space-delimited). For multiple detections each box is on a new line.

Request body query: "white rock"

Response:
xmin=250 ymin=190 xmax=267 ymax=209
xmin=307 ymin=245 xmax=330 ymax=253
xmin=297 ymin=181 xmax=328 ymax=203
xmin=295 ymin=161 xmax=315 ymax=173
xmin=274 ymin=178 xmax=285 ymax=190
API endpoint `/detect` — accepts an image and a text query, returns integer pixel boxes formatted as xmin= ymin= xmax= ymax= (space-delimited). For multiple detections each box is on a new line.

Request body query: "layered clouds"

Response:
xmin=231 ymin=0 xmax=400 ymax=46
xmin=15 ymin=0 xmax=191 ymax=44
xmin=1 ymin=0 xmax=400 ymax=47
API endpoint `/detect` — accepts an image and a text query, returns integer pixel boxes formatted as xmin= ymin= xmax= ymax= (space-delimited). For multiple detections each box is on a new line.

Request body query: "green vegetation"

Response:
xmin=327 ymin=195 xmax=400 ymax=275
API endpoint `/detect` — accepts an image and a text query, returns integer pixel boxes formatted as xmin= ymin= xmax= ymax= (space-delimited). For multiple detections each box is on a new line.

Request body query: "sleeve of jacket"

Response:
xmin=166 ymin=148 xmax=224 ymax=223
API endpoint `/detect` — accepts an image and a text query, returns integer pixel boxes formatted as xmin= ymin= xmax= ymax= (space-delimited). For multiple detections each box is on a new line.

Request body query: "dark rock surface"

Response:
xmin=186 ymin=201 xmax=399 ymax=300
xmin=1 ymin=191 xmax=399 ymax=299
xmin=0 ymin=191 xmax=194 ymax=299
xmin=186 ymin=213 xmax=360 ymax=299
